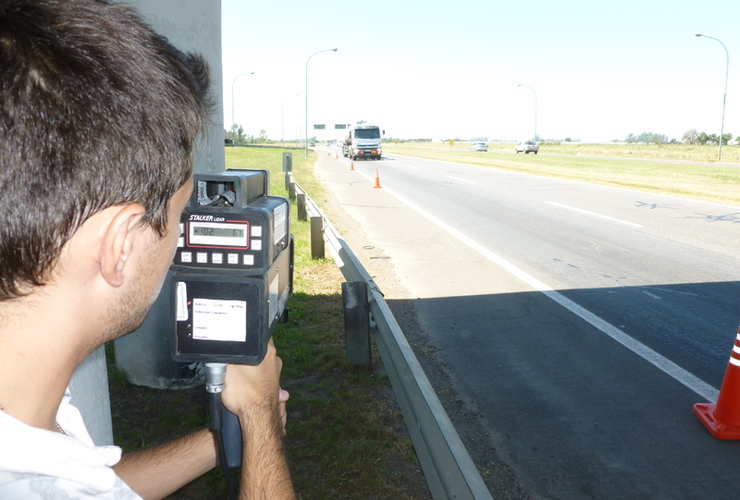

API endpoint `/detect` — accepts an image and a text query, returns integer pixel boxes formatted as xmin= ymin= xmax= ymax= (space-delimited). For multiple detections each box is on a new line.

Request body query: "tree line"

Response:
xmin=224 ymin=124 xmax=271 ymax=144
xmin=623 ymin=130 xmax=735 ymax=145
xmin=625 ymin=132 xmax=674 ymax=144
xmin=680 ymin=129 xmax=734 ymax=145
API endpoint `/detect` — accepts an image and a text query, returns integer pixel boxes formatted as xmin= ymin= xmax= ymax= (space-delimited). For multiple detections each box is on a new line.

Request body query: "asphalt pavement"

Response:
xmin=313 ymin=148 xmax=740 ymax=499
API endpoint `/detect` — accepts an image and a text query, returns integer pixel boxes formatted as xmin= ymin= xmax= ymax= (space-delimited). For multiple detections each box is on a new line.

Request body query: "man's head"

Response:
xmin=0 ymin=0 xmax=212 ymax=300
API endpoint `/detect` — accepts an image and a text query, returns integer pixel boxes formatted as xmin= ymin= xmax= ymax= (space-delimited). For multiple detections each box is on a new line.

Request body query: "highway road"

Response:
xmin=314 ymin=148 xmax=740 ymax=499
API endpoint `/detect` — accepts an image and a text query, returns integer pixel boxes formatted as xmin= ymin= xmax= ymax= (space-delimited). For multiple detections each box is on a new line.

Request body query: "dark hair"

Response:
xmin=0 ymin=0 xmax=212 ymax=300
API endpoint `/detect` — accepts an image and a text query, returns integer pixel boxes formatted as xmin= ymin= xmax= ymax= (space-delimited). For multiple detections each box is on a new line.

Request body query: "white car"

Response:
xmin=470 ymin=142 xmax=488 ymax=152
xmin=516 ymin=141 xmax=539 ymax=154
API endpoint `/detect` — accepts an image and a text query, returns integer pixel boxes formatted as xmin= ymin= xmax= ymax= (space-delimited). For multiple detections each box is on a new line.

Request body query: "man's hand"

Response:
xmin=221 ymin=338 xmax=283 ymax=413
xmin=279 ymin=389 xmax=289 ymax=436
xmin=221 ymin=339 xmax=295 ymax=499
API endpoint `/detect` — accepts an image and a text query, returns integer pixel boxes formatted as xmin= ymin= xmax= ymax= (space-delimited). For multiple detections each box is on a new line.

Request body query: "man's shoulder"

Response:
xmin=0 ymin=472 xmax=141 ymax=500
xmin=0 ymin=407 xmax=140 ymax=499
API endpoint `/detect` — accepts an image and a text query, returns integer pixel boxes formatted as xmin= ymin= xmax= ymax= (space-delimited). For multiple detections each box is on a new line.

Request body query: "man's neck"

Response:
xmin=0 ymin=293 xmax=91 ymax=432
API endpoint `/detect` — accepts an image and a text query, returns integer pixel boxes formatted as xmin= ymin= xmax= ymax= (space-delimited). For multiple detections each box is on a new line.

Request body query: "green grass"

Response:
xmin=224 ymin=145 xmax=425 ymax=497
xmin=383 ymin=142 xmax=740 ymax=206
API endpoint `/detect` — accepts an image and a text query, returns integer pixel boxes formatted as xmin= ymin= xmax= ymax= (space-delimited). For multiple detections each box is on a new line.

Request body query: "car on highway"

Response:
xmin=516 ymin=141 xmax=539 ymax=154
xmin=470 ymin=142 xmax=488 ymax=152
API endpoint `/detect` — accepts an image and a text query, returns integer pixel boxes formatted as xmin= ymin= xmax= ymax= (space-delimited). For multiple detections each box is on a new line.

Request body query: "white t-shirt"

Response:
xmin=0 ymin=394 xmax=141 ymax=499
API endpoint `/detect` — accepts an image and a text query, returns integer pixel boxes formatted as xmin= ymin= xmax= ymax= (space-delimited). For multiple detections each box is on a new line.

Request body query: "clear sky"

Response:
xmin=222 ymin=0 xmax=740 ymax=143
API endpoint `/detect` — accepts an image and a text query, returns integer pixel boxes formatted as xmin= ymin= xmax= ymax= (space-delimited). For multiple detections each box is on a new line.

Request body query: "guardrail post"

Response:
xmin=297 ymin=193 xmax=307 ymax=221
xmin=283 ymin=152 xmax=292 ymax=192
xmin=310 ymin=215 xmax=325 ymax=259
xmin=341 ymin=281 xmax=372 ymax=369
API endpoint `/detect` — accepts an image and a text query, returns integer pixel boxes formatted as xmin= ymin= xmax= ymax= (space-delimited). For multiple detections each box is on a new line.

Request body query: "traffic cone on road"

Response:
xmin=694 ymin=326 xmax=740 ymax=439
xmin=349 ymin=160 xmax=355 ymax=171
xmin=373 ymin=169 xmax=382 ymax=189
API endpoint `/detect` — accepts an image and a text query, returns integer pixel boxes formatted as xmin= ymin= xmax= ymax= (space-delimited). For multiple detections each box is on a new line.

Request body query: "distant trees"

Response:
xmin=626 ymin=130 xmax=736 ymax=145
xmin=625 ymin=132 xmax=670 ymax=144
xmin=682 ymin=129 xmax=699 ymax=144
xmin=685 ymin=131 xmax=733 ymax=145
xmin=717 ymin=133 xmax=732 ymax=145
xmin=223 ymin=125 xmax=272 ymax=145
xmin=224 ymin=124 xmax=246 ymax=144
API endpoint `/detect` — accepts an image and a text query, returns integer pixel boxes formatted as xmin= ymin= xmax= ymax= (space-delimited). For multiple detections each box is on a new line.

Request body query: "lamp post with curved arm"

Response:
xmin=518 ymin=84 xmax=538 ymax=142
xmin=696 ymin=33 xmax=729 ymax=161
xmin=305 ymin=48 xmax=337 ymax=156
xmin=231 ymin=72 xmax=255 ymax=136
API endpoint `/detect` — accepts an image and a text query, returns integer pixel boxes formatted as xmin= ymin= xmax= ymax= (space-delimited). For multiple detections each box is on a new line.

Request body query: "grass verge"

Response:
xmin=109 ymin=146 xmax=427 ymax=499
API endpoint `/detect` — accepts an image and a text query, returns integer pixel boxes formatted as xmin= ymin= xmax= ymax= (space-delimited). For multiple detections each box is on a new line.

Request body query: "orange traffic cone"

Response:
xmin=349 ymin=160 xmax=355 ymax=171
xmin=694 ymin=326 xmax=740 ymax=439
xmin=373 ymin=169 xmax=382 ymax=189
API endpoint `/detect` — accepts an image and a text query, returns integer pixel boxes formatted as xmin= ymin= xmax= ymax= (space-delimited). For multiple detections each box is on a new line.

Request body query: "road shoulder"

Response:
xmin=313 ymin=150 xmax=530 ymax=498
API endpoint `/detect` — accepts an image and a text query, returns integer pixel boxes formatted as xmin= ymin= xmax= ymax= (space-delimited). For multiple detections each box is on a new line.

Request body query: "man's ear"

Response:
xmin=99 ymin=204 xmax=147 ymax=287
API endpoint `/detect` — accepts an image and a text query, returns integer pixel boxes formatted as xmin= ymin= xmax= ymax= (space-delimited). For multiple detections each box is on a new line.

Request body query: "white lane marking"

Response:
xmin=545 ymin=201 xmax=645 ymax=229
xmin=357 ymin=169 xmax=718 ymax=401
xmin=444 ymin=175 xmax=476 ymax=185
xmin=642 ymin=291 xmax=662 ymax=300
xmin=651 ymin=287 xmax=700 ymax=297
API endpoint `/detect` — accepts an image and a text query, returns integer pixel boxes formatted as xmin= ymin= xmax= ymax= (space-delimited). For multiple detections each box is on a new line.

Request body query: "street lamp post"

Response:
xmin=518 ymin=84 xmax=538 ymax=142
xmin=231 ymin=72 xmax=254 ymax=135
xmin=696 ymin=33 xmax=729 ymax=161
xmin=305 ymin=48 xmax=338 ymax=157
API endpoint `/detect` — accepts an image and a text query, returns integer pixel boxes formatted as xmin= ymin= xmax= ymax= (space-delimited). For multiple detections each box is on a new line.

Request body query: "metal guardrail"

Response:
xmin=292 ymin=179 xmax=493 ymax=500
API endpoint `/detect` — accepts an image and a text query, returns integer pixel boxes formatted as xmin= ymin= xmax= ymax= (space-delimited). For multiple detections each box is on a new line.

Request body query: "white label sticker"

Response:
xmin=269 ymin=272 xmax=279 ymax=322
xmin=274 ymin=203 xmax=288 ymax=245
xmin=176 ymin=282 xmax=188 ymax=321
xmin=192 ymin=298 xmax=247 ymax=342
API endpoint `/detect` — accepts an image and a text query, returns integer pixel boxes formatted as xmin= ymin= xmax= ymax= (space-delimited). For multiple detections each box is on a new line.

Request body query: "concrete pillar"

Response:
xmin=68 ymin=347 xmax=113 ymax=445
xmin=127 ymin=0 xmax=225 ymax=175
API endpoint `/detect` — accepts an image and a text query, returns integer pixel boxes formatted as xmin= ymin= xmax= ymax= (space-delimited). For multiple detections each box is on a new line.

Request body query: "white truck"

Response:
xmin=342 ymin=122 xmax=384 ymax=160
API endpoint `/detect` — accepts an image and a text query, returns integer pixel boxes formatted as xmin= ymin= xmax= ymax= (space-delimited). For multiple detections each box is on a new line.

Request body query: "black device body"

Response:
xmin=170 ymin=169 xmax=292 ymax=365
xmin=174 ymin=169 xmax=290 ymax=277
xmin=168 ymin=169 xmax=293 ymax=469
xmin=171 ymin=244 xmax=292 ymax=364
